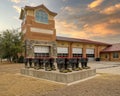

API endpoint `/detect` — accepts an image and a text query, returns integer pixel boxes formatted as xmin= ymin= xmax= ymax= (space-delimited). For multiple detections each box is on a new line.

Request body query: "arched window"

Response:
xmin=35 ymin=10 xmax=48 ymax=23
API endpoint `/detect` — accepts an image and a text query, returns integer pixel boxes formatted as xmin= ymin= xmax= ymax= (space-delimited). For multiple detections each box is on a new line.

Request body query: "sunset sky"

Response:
xmin=0 ymin=0 xmax=120 ymax=44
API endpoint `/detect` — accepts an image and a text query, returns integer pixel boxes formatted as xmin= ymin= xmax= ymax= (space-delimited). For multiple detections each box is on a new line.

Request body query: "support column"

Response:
xmin=27 ymin=40 xmax=34 ymax=58
xmin=95 ymin=45 xmax=100 ymax=58
xmin=95 ymin=46 xmax=98 ymax=58
xmin=109 ymin=52 xmax=112 ymax=61
xmin=69 ymin=43 xmax=72 ymax=58
xmin=82 ymin=44 xmax=86 ymax=58
xmin=97 ymin=46 xmax=100 ymax=58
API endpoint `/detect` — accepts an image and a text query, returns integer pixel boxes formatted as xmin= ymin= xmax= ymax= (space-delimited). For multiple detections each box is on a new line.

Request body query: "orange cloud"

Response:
xmin=56 ymin=19 xmax=119 ymax=40
xmin=100 ymin=3 xmax=120 ymax=15
xmin=109 ymin=18 xmax=120 ymax=24
xmin=55 ymin=20 xmax=89 ymax=38
xmin=88 ymin=0 xmax=104 ymax=9
xmin=83 ymin=23 xmax=118 ymax=37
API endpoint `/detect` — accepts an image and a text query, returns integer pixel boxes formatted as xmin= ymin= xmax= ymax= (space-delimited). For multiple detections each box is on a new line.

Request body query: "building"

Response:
xmin=100 ymin=43 xmax=120 ymax=61
xmin=19 ymin=4 xmax=119 ymax=61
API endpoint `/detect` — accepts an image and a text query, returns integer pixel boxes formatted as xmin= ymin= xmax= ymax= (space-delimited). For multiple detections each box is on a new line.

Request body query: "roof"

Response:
xmin=101 ymin=43 xmax=120 ymax=52
xmin=56 ymin=36 xmax=111 ymax=46
xmin=25 ymin=4 xmax=57 ymax=16
xmin=19 ymin=4 xmax=57 ymax=19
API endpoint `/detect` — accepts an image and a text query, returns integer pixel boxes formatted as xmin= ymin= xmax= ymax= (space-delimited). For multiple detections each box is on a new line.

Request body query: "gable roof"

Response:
xmin=25 ymin=4 xmax=57 ymax=16
xmin=101 ymin=43 xmax=120 ymax=52
xmin=56 ymin=36 xmax=111 ymax=46
xmin=19 ymin=4 xmax=57 ymax=19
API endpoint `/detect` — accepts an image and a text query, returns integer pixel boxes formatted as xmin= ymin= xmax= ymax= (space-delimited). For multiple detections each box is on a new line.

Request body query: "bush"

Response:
xmin=95 ymin=58 xmax=101 ymax=61
xmin=18 ymin=55 xmax=24 ymax=63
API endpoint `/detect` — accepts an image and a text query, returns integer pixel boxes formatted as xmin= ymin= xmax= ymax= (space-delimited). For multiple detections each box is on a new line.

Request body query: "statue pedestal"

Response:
xmin=21 ymin=68 xmax=96 ymax=84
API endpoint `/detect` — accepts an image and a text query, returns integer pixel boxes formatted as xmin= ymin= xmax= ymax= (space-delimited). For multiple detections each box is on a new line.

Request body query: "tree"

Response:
xmin=0 ymin=29 xmax=23 ymax=62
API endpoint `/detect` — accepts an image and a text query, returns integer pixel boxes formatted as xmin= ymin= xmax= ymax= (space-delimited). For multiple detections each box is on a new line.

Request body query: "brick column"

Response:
xmin=95 ymin=45 xmax=101 ymax=58
xmin=98 ymin=46 xmax=101 ymax=58
xmin=69 ymin=43 xmax=72 ymax=58
xmin=95 ymin=46 xmax=98 ymax=58
xmin=82 ymin=44 xmax=86 ymax=58
xmin=109 ymin=53 xmax=112 ymax=61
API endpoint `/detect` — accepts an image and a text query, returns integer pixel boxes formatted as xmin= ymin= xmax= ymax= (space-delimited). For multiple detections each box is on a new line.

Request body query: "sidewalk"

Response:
xmin=88 ymin=61 xmax=120 ymax=75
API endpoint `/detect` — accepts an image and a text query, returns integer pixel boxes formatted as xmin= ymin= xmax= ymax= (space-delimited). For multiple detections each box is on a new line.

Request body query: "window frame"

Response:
xmin=35 ymin=9 xmax=48 ymax=24
xmin=105 ymin=54 xmax=108 ymax=58
xmin=113 ymin=52 xmax=119 ymax=58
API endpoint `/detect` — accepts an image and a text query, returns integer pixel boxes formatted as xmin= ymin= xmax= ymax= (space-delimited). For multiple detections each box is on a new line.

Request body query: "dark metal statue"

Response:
xmin=28 ymin=58 xmax=33 ymax=68
xmin=24 ymin=58 xmax=28 ymax=68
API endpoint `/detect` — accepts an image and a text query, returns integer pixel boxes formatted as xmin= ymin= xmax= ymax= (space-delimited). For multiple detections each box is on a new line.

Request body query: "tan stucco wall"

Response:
xmin=57 ymin=41 xmax=70 ymax=47
xmin=56 ymin=41 xmax=104 ymax=58
xmin=72 ymin=43 xmax=83 ymax=48
xmin=27 ymin=10 xmax=34 ymax=16
xmin=85 ymin=44 xmax=95 ymax=48
xmin=111 ymin=52 xmax=120 ymax=61
xmin=101 ymin=52 xmax=120 ymax=61
xmin=100 ymin=53 xmax=110 ymax=61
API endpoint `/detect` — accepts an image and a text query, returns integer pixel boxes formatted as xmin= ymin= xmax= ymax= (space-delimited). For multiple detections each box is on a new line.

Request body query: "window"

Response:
xmin=57 ymin=47 xmax=68 ymax=57
xmin=35 ymin=53 xmax=49 ymax=58
xmin=86 ymin=54 xmax=94 ymax=57
xmin=57 ymin=53 xmax=68 ymax=57
xmin=35 ymin=10 xmax=48 ymax=23
xmin=34 ymin=46 xmax=49 ymax=58
xmin=72 ymin=48 xmax=82 ymax=57
xmin=105 ymin=54 xmax=108 ymax=58
xmin=73 ymin=54 xmax=82 ymax=57
xmin=113 ymin=52 xmax=119 ymax=58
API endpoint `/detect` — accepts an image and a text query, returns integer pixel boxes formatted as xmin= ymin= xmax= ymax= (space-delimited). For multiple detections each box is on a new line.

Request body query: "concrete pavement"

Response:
xmin=88 ymin=61 xmax=120 ymax=75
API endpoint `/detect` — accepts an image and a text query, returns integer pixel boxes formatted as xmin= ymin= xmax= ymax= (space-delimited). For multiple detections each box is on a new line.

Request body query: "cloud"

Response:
xmin=10 ymin=0 xmax=26 ymax=3
xmin=56 ymin=1 xmax=120 ymax=44
xmin=88 ymin=0 xmax=104 ymax=9
xmin=62 ymin=0 xmax=68 ymax=2
xmin=64 ymin=6 xmax=73 ymax=12
xmin=11 ymin=0 xmax=21 ymax=3
xmin=83 ymin=23 xmax=118 ymax=37
xmin=93 ymin=34 xmax=120 ymax=44
xmin=109 ymin=18 xmax=120 ymax=24
xmin=29 ymin=3 xmax=37 ymax=6
xmin=13 ymin=16 xmax=19 ymax=21
xmin=100 ymin=3 xmax=120 ymax=15
xmin=13 ymin=5 xmax=21 ymax=13
xmin=56 ymin=20 xmax=89 ymax=38
xmin=60 ymin=6 xmax=81 ymax=15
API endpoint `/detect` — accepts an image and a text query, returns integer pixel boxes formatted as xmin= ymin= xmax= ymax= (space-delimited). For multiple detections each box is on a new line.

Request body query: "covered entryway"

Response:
xmin=34 ymin=46 xmax=50 ymax=57
xmin=57 ymin=47 xmax=68 ymax=57
xmin=86 ymin=48 xmax=95 ymax=61
xmin=72 ymin=48 xmax=82 ymax=57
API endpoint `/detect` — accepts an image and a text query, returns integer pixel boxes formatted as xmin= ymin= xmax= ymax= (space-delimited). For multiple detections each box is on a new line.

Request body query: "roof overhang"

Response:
xmin=24 ymin=4 xmax=57 ymax=17
xmin=56 ymin=36 xmax=111 ymax=46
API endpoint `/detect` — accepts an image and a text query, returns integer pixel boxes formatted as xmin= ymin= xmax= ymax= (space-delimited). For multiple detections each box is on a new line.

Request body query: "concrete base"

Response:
xmin=21 ymin=68 xmax=96 ymax=84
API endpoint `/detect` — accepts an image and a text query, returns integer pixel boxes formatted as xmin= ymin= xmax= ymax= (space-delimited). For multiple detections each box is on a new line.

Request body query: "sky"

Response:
xmin=0 ymin=0 xmax=120 ymax=44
